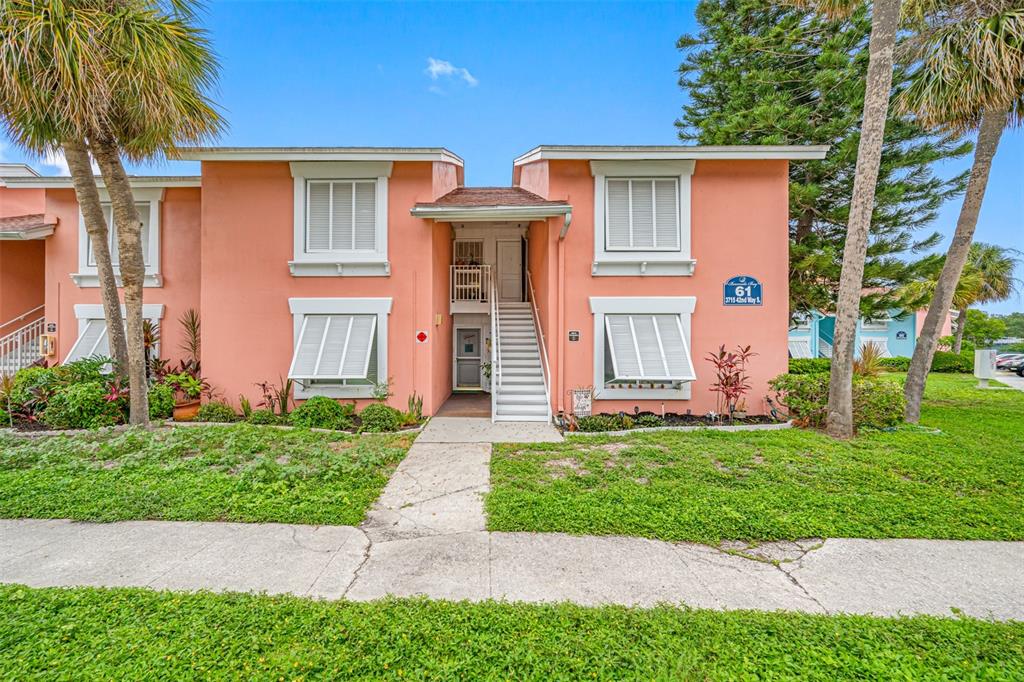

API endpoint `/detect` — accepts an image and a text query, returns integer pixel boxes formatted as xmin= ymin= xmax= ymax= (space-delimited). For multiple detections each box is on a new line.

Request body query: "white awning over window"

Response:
xmin=859 ymin=338 xmax=891 ymax=358
xmin=288 ymin=314 xmax=377 ymax=380
xmin=604 ymin=314 xmax=695 ymax=382
xmin=65 ymin=319 xmax=110 ymax=363
xmin=788 ymin=338 xmax=812 ymax=359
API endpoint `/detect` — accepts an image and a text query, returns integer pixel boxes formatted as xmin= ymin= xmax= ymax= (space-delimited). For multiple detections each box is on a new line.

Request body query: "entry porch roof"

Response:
xmin=410 ymin=186 xmax=571 ymax=222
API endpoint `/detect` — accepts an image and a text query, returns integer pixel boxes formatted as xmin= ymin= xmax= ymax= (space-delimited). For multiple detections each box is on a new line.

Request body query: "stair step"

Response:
xmin=496 ymin=405 xmax=549 ymax=417
xmin=500 ymin=377 xmax=545 ymax=386
xmin=500 ymin=384 xmax=546 ymax=394
xmin=498 ymin=396 xmax=547 ymax=406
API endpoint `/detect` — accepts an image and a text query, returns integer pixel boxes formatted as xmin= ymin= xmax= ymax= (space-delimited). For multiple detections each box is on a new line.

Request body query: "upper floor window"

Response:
xmin=86 ymin=203 xmax=151 ymax=268
xmin=590 ymin=160 xmax=695 ymax=277
xmin=306 ymin=180 xmax=377 ymax=253
xmin=73 ymin=188 xmax=162 ymax=288
xmin=290 ymin=161 xmax=392 ymax=277
xmin=861 ymin=316 xmax=890 ymax=332
xmin=605 ymin=178 xmax=679 ymax=251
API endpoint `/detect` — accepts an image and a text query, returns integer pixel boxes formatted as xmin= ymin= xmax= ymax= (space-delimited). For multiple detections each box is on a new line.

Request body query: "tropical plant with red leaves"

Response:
xmin=706 ymin=344 xmax=757 ymax=419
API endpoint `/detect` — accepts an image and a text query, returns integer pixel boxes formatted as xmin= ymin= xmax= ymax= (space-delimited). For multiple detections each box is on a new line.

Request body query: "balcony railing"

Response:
xmin=0 ymin=308 xmax=46 ymax=376
xmin=450 ymin=265 xmax=491 ymax=304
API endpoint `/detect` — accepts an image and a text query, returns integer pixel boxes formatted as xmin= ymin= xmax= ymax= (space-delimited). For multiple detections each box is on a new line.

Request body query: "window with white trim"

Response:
xmin=305 ymin=180 xmax=377 ymax=253
xmin=74 ymin=189 xmax=162 ymax=288
xmin=860 ymin=316 xmax=890 ymax=332
xmin=590 ymin=297 xmax=696 ymax=399
xmin=288 ymin=298 xmax=391 ymax=399
xmin=86 ymin=203 xmax=152 ymax=267
xmin=289 ymin=315 xmax=378 ymax=385
xmin=289 ymin=161 xmax=391 ymax=277
xmin=590 ymin=160 xmax=694 ymax=277
xmin=605 ymin=178 xmax=679 ymax=251
xmin=65 ymin=304 xmax=164 ymax=365
xmin=788 ymin=339 xmax=812 ymax=359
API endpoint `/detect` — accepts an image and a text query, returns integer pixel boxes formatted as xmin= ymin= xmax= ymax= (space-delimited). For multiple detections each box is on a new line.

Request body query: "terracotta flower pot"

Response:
xmin=173 ymin=400 xmax=201 ymax=422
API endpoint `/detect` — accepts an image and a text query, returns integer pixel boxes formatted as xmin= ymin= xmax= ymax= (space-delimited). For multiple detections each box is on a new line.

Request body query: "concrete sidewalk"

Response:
xmin=3 ymin=416 xmax=1022 ymax=620
xmin=3 ymin=519 xmax=1022 ymax=620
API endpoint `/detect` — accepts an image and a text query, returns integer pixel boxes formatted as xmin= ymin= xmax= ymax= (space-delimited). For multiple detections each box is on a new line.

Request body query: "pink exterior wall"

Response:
xmin=41 ymin=187 xmax=202 ymax=365
xmin=0 ymin=241 xmax=45 ymax=324
xmin=533 ymin=159 xmax=790 ymax=416
xmin=199 ymin=160 xmax=454 ymax=414
xmin=430 ymin=221 xmax=453 ymax=410
xmin=916 ymin=308 xmax=953 ymax=339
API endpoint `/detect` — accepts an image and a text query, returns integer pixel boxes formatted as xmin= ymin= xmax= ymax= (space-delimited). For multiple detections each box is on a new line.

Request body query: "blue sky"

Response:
xmin=2 ymin=1 xmax=1020 ymax=313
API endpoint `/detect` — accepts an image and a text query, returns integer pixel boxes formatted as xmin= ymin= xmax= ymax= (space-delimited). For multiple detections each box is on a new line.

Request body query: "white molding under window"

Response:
xmin=289 ymin=162 xmax=391 ymax=277
xmin=288 ymin=297 xmax=392 ymax=399
xmin=591 ymin=160 xmax=695 ymax=277
xmin=589 ymin=296 xmax=696 ymax=399
xmin=72 ymin=188 xmax=163 ymax=288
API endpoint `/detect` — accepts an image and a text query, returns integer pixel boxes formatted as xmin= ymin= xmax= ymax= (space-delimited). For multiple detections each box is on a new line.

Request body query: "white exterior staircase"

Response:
xmin=493 ymin=301 xmax=550 ymax=422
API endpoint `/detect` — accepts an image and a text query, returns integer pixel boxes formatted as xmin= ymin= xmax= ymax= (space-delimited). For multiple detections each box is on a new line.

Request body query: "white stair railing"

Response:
xmin=490 ymin=279 xmax=501 ymax=423
xmin=526 ymin=271 xmax=552 ymax=421
xmin=0 ymin=308 xmax=46 ymax=376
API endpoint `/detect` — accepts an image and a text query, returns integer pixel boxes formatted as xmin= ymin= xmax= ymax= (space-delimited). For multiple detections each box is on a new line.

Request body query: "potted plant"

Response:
xmin=732 ymin=399 xmax=748 ymax=420
xmin=164 ymin=371 xmax=206 ymax=421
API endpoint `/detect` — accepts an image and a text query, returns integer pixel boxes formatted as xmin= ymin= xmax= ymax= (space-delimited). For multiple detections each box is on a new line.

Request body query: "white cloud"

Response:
xmin=425 ymin=57 xmax=478 ymax=90
xmin=41 ymin=149 xmax=99 ymax=176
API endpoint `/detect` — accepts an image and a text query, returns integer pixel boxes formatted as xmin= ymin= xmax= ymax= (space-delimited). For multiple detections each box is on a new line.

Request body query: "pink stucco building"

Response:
xmin=0 ymin=145 xmax=829 ymax=421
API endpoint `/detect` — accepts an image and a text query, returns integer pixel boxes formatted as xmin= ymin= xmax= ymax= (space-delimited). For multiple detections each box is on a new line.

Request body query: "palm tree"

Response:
xmin=0 ymin=5 xmax=130 ymax=375
xmin=950 ymin=244 xmax=1019 ymax=353
xmin=0 ymin=0 xmax=221 ymax=424
xmin=796 ymin=0 xmax=904 ymax=438
xmin=898 ymin=0 xmax=1024 ymax=423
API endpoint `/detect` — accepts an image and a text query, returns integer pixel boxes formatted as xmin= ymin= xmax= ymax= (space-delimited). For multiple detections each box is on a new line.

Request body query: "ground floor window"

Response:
xmin=288 ymin=298 xmax=391 ymax=399
xmin=65 ymin=304 xmax=165 ymax=364
xmin=589 ymin=297 xmax=696 ymax=400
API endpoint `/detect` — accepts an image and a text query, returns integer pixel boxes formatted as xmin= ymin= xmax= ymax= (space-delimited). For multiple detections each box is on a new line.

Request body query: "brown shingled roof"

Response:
xmin=0 ymin=213 xmax=56 ymax=233
xmin=416 ymin=186 xmax=566 ymax=209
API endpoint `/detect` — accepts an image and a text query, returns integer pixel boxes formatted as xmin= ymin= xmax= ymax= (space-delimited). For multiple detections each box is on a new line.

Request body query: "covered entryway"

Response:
xmin=435 ymin=392 xmax=491 ymax=418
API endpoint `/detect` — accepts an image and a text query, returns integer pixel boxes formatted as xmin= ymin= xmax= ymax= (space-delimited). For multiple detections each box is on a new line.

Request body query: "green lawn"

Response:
xmin=487 ymin=374 xmax=1024 ymax=543
xmin=1 ymin=585 xmax=1021 ymax=681
xmin=0 ymin=424 xmax=412 ymax=525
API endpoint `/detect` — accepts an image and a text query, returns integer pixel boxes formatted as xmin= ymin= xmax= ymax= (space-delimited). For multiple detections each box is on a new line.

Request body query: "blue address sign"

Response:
xmin=724 ymin=275 xmax=763 ymax=306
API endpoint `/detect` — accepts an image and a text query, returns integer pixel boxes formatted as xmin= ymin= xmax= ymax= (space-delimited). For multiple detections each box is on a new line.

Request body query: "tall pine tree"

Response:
xmin=677 ymin=0 xmax=971 ymax=320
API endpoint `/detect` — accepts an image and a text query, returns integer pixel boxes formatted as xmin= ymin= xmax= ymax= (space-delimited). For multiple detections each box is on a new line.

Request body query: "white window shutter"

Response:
xmin=654 ymin=179 xmax=679 ymax=249
xmin=138 ymin=204 xmax=151 ymax=266
xmin=788 ymin=339 xmax=812 ymax=359
xmin=307 ymin=183 xmax=331 ymax=251
xmin=353 ymin=182 xmax=376 ymax=250
xmin=605 ymin=314 xmax=695 ymax=382
xmin=289 ymin=314 xmax=377 ymax=380
xmin=606 ymin=180 xmax=631 ymax=249
xmin=65 ymin=320 xmax=109 ymax=363
xmin=630 ymin=181 xmax=655 ymax=249
xmin=331 ymin=182 xmax=354 ymax=251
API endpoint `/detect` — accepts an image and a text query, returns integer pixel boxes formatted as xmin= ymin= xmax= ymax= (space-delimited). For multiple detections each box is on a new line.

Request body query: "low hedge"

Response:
xmin=196 ymin=402 xmax=238 ymax=423
xmin=769 ymin=373 xmax=905 ymax=430
xmin=789 ymin=351 xmax=972 ymax=375
xmin=359 ymin=402 xmax=402 ymax=432
xmin=42 ymin=381 xmax=124 ymax=430
xmin=289 ymin=396 xmax=355 ymax=430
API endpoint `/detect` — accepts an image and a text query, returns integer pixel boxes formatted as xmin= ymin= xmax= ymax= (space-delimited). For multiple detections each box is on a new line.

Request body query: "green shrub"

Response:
xmin=290 ymin=396 xmax=354 ymax=430
xmin=196 ymin=402 xmax=237 ymax=423
xmin=878 ymin=357 xmax=910 ymax=371
xmin=248 ymin=409 xmax=284 ymax=425
xmin=576 ymin=413 xmax=636 ymax=432
xmin=10 ymin=366 xmax=58 ymax=412
xmin=148 ymin=383 xmax=175 ymax=420
xmin=54 ymin=357 xmax=110 ymax=385
xmin=931 ymin=351 xmax=973 ymax=373
xmin=42 ymin=382 xmax=122 ymax=430
xmin=635 ymin=414 xmax=664 ymax=428
xmin=358 ymin=402 xmax=402 ymax=432
xmin=788 ymin=358 xmax=831 ymax=375
xmin=769 ymin=373 xmax=905 ymax=430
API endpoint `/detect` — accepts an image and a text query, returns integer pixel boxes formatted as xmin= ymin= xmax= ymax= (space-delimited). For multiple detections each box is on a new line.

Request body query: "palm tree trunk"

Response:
xmin=90 ymin=135 xmax=149 ymax=426
xmin=62 ymin=139 xmax=129 ymax=376
xmin=904 ymin=105 xmax=1007 ymax=422
xmin=952 ymin=307 xmax=967 ymax=354
xmin=825 ymin=0 xmax=901 ymax=439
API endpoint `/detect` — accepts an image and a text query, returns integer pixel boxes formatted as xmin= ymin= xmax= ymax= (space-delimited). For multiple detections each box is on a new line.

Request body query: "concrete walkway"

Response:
xmin=999 ymin=372 xmax=1024 ymax=391
xmin=2 ymin=416 xmax=1023 ymax=620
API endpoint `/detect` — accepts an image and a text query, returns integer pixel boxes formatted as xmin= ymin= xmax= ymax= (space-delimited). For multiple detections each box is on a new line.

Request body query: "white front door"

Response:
xmin=497 ymin=240 xmax=522 ymax=302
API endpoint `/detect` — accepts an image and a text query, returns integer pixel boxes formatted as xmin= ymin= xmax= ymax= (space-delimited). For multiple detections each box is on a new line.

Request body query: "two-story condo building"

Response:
xmin=0 ymin=144 xmax=828 ymax=421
